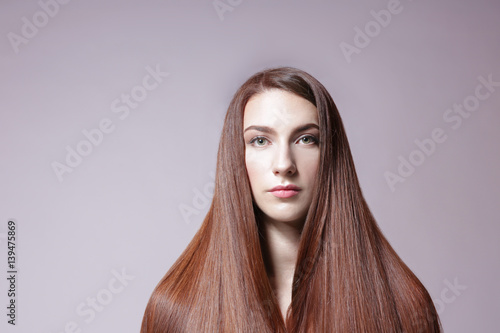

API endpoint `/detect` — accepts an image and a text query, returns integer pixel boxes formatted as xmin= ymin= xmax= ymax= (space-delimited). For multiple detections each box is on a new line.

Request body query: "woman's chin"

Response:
xmin=260 ymin=211 xmax=307 ymax=226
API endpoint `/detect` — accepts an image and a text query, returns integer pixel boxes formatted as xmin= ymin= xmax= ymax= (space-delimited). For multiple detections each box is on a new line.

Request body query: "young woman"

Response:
xmin=140 ymin=67 xmax=442 ymax=332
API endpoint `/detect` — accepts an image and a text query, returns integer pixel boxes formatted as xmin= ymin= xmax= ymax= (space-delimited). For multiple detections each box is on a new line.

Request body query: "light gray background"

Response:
xmin=1 ymin=1 xmax=499 ymax=332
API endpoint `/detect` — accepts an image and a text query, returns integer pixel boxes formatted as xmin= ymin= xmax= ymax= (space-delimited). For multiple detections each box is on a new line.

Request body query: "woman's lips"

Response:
xmin=269 ymin=184 xmax=301 ymax=198
xmin=270 ymin=189 xmax=300 ymax=198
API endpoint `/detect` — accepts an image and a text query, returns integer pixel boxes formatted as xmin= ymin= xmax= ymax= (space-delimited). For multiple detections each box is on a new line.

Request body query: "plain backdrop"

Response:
xmin=1 ymin=1 xmax=499 ymax=332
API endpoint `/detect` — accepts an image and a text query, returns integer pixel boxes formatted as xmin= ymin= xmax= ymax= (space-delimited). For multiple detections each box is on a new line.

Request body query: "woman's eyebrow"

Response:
xmin=244 ymin=123 xmax=319 ymax=135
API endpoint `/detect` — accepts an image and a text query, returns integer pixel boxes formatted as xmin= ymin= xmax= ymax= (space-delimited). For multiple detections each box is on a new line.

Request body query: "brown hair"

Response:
xmin=140 ymin=66 xmax=442 ymax=332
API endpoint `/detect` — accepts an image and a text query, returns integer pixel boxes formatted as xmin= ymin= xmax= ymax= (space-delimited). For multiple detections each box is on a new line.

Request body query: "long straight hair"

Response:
xmin=141 ymin=67 xmax=442 ymax=332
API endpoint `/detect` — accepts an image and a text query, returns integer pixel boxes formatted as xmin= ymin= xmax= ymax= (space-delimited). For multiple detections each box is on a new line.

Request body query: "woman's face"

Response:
xmin=243 ymin=89 xmax=320 ymax=227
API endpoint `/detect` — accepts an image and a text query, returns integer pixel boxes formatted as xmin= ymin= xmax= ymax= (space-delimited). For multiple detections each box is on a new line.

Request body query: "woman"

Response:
xmin=141 ymin=67 xmax=442 ymax=332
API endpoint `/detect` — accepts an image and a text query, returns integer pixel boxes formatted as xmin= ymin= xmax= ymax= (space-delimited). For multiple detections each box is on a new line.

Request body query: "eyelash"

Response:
xmin=248 ymin=135 xmax=319 ymax=147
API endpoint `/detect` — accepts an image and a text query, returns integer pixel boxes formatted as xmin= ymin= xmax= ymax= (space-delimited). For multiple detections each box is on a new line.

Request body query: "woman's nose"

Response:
xmin=272 ymin=144 xmax=296 ymax=176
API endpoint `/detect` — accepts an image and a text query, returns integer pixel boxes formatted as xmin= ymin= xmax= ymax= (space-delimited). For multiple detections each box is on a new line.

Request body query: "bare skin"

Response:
xmin=259 ymin=216 xmax=302 ymax=319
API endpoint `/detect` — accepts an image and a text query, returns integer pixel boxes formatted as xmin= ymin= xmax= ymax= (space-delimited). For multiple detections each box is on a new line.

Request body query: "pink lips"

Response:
xmin=269 ymin=184 xmax=301 ymax=198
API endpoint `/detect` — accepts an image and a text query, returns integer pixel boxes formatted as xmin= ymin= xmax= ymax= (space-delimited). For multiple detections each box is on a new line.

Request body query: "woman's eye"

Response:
xmin=298 ymin=135 xmax=318 ymax=145
xmin=250 ymin=137 xmax=269 ymax=146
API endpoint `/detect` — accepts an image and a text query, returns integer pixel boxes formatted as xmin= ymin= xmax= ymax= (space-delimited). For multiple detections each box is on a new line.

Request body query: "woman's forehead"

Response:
xmin=243 ymin=89 xmax=318 ymax=128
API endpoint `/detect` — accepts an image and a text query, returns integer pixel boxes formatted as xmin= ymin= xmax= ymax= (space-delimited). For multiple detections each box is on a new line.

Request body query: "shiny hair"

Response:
xmin=140 ymin=66 xmax=442 ymax=332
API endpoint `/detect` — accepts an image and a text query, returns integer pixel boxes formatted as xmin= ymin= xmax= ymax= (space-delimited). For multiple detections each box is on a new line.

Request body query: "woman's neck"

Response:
xmin=259 ymin=216 xmax=303 ymax=318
